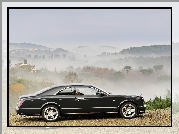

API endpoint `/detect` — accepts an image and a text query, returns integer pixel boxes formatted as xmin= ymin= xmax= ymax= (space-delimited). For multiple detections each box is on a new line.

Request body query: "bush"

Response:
xmin=64 ymin=71 xmax=82 ymax=83
xmin=144 ymin=96 xmax=171 ymax=110
xmin=10 ymin=83 xmax=26 ymax=93
xmin=140 ymin=68 xmax=153 ymax=75
xmin=157 ymin=75 xmax=171 ymax=82
xmin=112 ymin=71 xmax=125 ymax=81
xmin=40 ymin=79 xmax=54 ymax=88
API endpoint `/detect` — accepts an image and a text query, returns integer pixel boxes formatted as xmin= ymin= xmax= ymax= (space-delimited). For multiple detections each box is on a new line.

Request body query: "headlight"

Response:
xmin=136 ymin=97 xmax=141 ymax=100
xmin=136 ymin=96 xmax=144 ymax=100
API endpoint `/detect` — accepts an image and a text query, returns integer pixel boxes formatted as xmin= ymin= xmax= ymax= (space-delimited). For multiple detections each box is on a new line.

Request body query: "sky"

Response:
xmin=7 ymin=7 xmax=171 ymax=49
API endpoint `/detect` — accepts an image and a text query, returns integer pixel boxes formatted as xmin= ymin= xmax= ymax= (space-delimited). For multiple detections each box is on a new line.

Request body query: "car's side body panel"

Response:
xmin=15 ymin=84 xmax=146 ymax=119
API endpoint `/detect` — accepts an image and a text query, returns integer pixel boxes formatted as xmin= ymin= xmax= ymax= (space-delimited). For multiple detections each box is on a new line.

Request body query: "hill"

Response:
xmin=120 ymin=45 xmax=171 ymax=56
xmin=9 ymin=42 xmax=49 ymax=50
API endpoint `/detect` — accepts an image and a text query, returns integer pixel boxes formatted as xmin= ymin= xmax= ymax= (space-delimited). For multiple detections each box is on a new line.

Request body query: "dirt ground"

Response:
xmin=2 ymin=108 xmax=179 ymax=134
xmin=8 ymin=108 xmax=171 ymax=126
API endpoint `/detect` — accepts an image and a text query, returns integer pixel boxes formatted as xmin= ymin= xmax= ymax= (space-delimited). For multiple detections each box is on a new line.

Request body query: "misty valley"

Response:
xmin=6 ymin=43 xmax=172 ymax=113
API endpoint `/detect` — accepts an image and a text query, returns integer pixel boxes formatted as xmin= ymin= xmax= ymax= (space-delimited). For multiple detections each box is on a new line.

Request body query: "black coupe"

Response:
xmin=15 ymin=83 xmax=146 ymax=122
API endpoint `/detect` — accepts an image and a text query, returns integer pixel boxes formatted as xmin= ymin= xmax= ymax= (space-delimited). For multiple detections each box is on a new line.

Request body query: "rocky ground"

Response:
xmin=8 ymin=108 xmax=171 ymax=126
xmin=2 ymin=108 xmax=179 ymax=134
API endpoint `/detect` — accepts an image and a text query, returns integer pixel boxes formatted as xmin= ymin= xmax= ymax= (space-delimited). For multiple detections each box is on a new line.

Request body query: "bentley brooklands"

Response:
xmin=15 ymin=83 xmax=146 ymax=122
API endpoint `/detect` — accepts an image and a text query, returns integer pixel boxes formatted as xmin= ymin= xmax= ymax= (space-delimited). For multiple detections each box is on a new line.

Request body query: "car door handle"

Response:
xmin=78 ymin=98 xmax=84 ymax=100
xmin=75 ymin=97 xmax=84 ymax=101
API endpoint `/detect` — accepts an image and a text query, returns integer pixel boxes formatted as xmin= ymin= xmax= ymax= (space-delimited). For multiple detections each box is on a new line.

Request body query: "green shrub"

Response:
xmin=157 ymin=75 xmax=171 ymax=82
xmin=144 ymin=96 xmax=171 ymax=110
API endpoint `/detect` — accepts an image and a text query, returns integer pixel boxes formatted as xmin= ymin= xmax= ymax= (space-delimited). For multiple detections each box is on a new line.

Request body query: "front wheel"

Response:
xmin=119 ymin=102 xmax=137 ymax=119
xmin=42 ymin=105 xmax=60 ymax=122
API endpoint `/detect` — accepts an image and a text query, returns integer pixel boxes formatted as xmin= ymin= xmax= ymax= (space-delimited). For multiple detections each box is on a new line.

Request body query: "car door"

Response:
xmin=74 ymin=86 xmax=116 ymax=113
xmin=56 ymin=86 xmax=88 ymax=114
xmin=94 ymin=95 xmax=118 ymax=113
xmin=81 ymin=94 xmax=118 ymax=113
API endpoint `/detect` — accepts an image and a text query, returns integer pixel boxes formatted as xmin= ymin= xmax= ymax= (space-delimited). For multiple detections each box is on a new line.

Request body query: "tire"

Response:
xmin=42 ymin=105 xmax=60 ymax=122
xmin=119 ymin=102 xmax=137 ymax=119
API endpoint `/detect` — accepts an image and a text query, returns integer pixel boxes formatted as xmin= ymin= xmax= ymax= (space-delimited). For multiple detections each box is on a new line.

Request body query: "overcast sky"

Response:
xmin=8 ymin=8 xmax=171 ymax=49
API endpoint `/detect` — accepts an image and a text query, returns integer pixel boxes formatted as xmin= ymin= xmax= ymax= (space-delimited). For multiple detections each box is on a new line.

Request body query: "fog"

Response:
xmin=2 ymin=40 xmax=173 ymax=117
xmin=172 ymin=55 xmax=179 ymax=102
xmin=8 ymin=46 xmax=171 ymax=100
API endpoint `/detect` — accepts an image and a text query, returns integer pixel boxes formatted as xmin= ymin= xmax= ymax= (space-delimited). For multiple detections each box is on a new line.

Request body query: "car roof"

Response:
xmin=51 ymin=83 xmax=93 ymax=87
xmin=35 ymin=83 xmax=109 ymax=95
xmin=52 ymin=83 xmax=109 ymax=94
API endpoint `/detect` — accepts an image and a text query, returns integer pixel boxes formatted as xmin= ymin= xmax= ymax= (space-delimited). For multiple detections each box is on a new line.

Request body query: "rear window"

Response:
xmin=38 ymin=86 xmax=63 ymax=96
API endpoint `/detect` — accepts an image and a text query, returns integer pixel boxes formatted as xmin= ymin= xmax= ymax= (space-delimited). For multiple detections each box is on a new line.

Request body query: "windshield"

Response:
xmin=94 ymin=86 xmax=110 ymax=95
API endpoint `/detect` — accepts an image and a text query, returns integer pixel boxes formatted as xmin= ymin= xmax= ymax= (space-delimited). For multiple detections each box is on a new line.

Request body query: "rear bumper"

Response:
xmin=15 ymin=106 xmax=27 ymax=115
xmin=15 ymin=106 xmax=41 ymax=116
xmin=137 ymin=104 xmax=146 ymax=114
xmin=15 ymin=106 xmax=21 ymax=114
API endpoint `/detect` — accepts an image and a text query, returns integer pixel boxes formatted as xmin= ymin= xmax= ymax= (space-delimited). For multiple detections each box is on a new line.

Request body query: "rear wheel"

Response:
xmin=119 ymin=102 xmax=137 ymax=119
xmin=42 ymin=105 xmax=60 ymax=122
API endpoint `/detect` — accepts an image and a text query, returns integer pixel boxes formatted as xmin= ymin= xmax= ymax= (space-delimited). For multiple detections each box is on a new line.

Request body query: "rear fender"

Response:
xmin=40 ymin=102 xmax=61 ymax=115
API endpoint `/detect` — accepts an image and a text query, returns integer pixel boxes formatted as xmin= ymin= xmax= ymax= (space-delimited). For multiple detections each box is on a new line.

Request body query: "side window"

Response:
xmin=56 ymin=87 xmax=74 ymax=95
xmin=76 ymin=86 xmax=97 ymax=95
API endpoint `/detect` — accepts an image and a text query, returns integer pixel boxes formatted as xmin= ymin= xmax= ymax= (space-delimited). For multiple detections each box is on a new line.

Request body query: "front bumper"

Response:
xmin=137 ymin=104 xmax=146 ymax=114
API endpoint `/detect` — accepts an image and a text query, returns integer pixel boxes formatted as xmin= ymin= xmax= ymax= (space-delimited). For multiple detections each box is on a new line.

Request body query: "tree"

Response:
xmin=28 ymin=54 xmax=31 ymax=58
xmin=157 ymin=75 xmax=171 ymax=82
xmin=139 ymin=66 xmax=143 ymax=69
xmin=112 ymin=71 xmax=124 ymax=81
xmin=153 ymin=65 xmax=163 ymax=72
xmin=64 ymin=71 xmax=82 ymax=83
xmin=42 ymin=55 xmax=45 ymax=59
xmin=40 ymin=79 xmax=54 ymax=88
xmin=24 ymin=59 xmax=27 ymax=64
xmin=124 ymin=66 xmax=132 ymax=73
xmin=63 ymin=54 xmax=66 ymax=59
xmin=34 ymin=55 xmax=38 ymax=59
xmin=140 ymin=68 xmax=153 ymax=75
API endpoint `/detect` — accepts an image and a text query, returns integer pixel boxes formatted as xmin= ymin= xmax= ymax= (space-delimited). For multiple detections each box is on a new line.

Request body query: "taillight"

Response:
xmin=17 ymin=99 xmax=24 ymax=107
